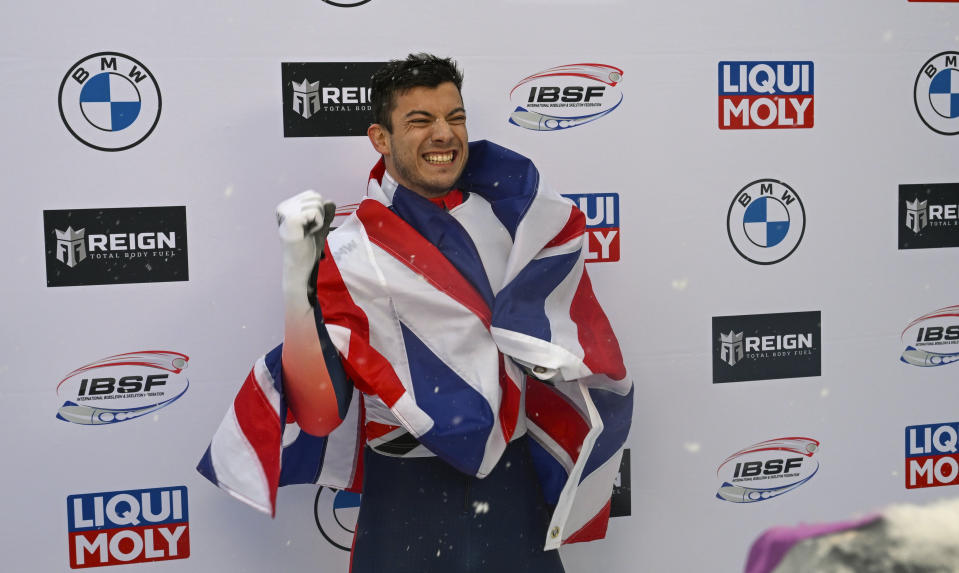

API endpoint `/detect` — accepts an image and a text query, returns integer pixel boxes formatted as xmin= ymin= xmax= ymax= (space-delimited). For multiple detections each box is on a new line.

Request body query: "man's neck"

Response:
xmin=381 ymin=170 xmax=456 ymax=202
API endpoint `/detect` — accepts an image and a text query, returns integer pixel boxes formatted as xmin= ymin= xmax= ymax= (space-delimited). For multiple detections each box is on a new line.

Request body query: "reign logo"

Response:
xmin=905 ymin=199 xmax=929 ymax=234
xmin=43 ymin=206 xmax=188 ymax=287
xmin=720 ymin=331 xmax=744 ymax=366
xmin=56 ymin=227 xmax=87 ymax=268
xmin=712 ymin=311 xmax=821 ymax=383
xmin=282 ymin=62 xmax=385 ymax=137
xmin=899 ymin=183 xmax=959 ymax=249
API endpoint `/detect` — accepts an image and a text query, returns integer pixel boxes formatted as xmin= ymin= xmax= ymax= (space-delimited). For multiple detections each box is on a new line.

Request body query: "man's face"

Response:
xmin=372 ymin=82 xmax=468 ymax=198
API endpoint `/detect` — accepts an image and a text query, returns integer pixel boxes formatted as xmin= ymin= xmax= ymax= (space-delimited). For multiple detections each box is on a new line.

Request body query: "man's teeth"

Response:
xmin=424 ymin=152 xmax=454 ymax=164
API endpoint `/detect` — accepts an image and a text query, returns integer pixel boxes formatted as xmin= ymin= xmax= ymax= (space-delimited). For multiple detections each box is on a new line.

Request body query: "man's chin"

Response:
xmin=417 ymin=182 xmax=458 ymax=198
xmin=418 ymin=172 xmax=464 ymax=196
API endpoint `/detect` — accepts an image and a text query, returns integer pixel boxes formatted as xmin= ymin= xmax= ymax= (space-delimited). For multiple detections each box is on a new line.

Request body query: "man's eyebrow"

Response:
xmin=404 ymin=110 xmax=435 ymax=119
xmin=404 ymin=107 xmax=467 ymax=119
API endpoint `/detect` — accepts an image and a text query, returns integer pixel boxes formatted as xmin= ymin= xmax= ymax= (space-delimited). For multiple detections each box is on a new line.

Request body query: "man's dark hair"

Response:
xmin=370 ymin=53 xmax=464 ymax=132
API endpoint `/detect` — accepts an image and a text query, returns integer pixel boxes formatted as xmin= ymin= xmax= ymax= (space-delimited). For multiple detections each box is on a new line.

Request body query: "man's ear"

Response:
xmin=367 ymin=124 xmax=390 ymax=156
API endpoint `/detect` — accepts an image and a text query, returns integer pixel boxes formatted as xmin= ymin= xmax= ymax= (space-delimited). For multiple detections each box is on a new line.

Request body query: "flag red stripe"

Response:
xmin=233 ymin=369 xmax=282 ymax=513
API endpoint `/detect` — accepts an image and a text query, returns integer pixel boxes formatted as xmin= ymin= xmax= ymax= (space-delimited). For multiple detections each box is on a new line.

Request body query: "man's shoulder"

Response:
xmin=467 ymin=140 xmax=533 ymax=166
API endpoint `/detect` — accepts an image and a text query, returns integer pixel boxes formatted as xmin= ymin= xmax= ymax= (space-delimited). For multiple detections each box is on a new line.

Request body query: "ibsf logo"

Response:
xmin=719 ymin=61 xmax=814 ymax=129
xmin=727 ymin=179 xmax=806 ymax=265
xmin=67 ymin=486 xmax=189 ymax=568
xmin=900 ymin=305 xmax=959 ymax=367
xmin=906 ymin=422 xmax=959 ymax=489
xmin=314 ymin=487 xmax=361 ymax=551
xmin=508 ymin=63 xmax=623 ymax=131
xmin=914 ymin=52 xmax=959 ymax=135
xmin=716 ymin=437 xmax=820 ymax=503
xmin=58 ymin=52 xmax=161 ymax=151
xmin=56 ymin=351 xmax=190 ymax=425
xmin=562 ymin=193 xmax=620 ymax=262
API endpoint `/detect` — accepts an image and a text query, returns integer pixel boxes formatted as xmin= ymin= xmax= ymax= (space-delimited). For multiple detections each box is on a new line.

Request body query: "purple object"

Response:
xmin=744 ymin=513 xmax=882 ymax=573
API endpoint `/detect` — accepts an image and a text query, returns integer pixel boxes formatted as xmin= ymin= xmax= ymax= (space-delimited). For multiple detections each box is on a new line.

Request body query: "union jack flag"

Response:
xmin=198 ymin=141 xmax=632 ymax=548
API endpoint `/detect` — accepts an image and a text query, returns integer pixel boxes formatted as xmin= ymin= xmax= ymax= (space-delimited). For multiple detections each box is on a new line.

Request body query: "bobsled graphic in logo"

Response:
xmin=56 ymin=351 xmax=190 ymax=425
xmin=314 ymin=487 xmax=361 ymax=551
xmin=906 ymin=422 xmax=959 ymax=489
xmin=508 ymin=63 xmax=623 ymax=131
xmin=716 ymin=437 xmax=820 ymax=503
xmin=915 ymin=52 xmax=959 ymax=135
xmin=68 ymin=486 xmax=189 ymax=568
xmin=58 ymin=52 xmax=161 ymax=151
xmin=562 ymin=193 xmax=620 ymax=262
xmin=900 ymin=305 xmax=959 ymax=367
xmin=719 ymin=61 xmax=813 ymax=129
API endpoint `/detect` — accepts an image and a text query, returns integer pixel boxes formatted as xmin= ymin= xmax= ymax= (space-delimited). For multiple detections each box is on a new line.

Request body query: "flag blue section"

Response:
xmin=580 ymin=386 xmax=634 ymax=484
xmin=493 ymin=250 xmax=580 ymax=342
xmin=391 ymin=186 xmax=494 ymax=308
xmin=196 ymin=446 xmax=218 ymax=486
xmin=460 ymin=141 xmax=540 ymax=239
xmin=400 ymin=322 xmax=492 ymax=476
xmin=279 ymin=431 xmax=327 ymax=486
xmin=527 ymin=437 xmax=568 ymax=505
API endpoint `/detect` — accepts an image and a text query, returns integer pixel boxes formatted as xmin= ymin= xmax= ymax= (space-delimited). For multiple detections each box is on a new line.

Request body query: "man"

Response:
xmin=199 ymin=54 xmax=631 ymax=573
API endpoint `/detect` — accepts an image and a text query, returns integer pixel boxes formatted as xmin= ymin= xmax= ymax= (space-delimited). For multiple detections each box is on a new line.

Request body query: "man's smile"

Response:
xmin=423 ymin=150 xmax=456 ymax=165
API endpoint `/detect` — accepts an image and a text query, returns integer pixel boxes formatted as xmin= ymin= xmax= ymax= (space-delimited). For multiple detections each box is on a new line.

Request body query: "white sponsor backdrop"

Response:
xmin=1 ymin=1 xmax=957 ymax=571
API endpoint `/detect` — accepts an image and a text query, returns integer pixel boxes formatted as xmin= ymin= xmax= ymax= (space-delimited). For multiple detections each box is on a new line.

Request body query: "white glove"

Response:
xmin=276 ymin=190 xmax=336 ymax=310
xmin=276 ymin=190 xmax=336 ymax=244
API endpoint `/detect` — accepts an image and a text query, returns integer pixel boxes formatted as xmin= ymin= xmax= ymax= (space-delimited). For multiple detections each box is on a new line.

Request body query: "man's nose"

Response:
xmin=430 ymin=119 xmax=453 ymax=141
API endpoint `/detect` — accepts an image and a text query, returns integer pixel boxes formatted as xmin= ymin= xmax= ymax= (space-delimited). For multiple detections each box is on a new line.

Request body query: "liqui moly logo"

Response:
xmin=563 ymin=193 xmax=620 ymax=262
xmin=67 ymin=486 xmax=189 ymax=568
xmin=906 ymin=422 xmax=959 ymax=489
xmin=719 ymin=61 xmax=814 ymax=129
